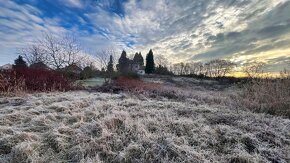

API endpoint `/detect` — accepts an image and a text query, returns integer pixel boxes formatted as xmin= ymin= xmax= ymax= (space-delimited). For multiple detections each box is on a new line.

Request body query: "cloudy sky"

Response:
xmin=1 ymin=0 xmax=290 ymax=72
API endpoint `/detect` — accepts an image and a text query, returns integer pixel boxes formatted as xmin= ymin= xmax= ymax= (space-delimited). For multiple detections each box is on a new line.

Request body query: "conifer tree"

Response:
xmin=133 ymin=52 xmax=144 ymax=66
xmin=145 ymin=49 xmax=155 ymax=74
xmin=118 ymin=50 xmax=129 ymax=73
xmin=13 ymin=55 xmax=27 ymax=69
xmin=107 ymin=55 xmax=114 ymax=73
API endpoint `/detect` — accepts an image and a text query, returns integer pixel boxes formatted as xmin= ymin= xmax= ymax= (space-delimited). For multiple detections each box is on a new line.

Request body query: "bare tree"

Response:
xmin=172 ymin=62 xmax=186 ymax=75
xmin=21 ymin=33 xmax=84 ymax=69
xmin=20 ymin=44 xmax=47 ymax=65
xmin=38 ymin=33 xmax=65 ymax=69
xmin=184 ymin=63 xmax=191 ymax=75
xmin=189 ymin=62 xmax=203 ymax=75
xmin=242 ymin=62 xmax=266 ymax=78
xmin=61 ymin=35 xmax=82 ymax=66
xmin=94 ymin=49 xmax=116 ymax=71
xmin=155 ymin=54 xmax=169 ymax=68
xmin=203 ymin=59 xmax=236 ymax=77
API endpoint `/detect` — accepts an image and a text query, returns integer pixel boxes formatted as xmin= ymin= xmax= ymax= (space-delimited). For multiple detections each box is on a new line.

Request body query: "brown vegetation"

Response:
xmin=239 ymin=72 xmax=290 ymax=117
xmin=0 ymin=68 xmax=72 ymax=96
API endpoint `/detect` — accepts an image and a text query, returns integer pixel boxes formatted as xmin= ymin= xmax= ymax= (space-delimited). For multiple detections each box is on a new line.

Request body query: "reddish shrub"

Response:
xmin=0 ymin=68 xmax=72 ymax=95
xmin=113 ymin=77 xmax=161 ymax=92
xmin=100 ymin=77 xmax=183 ymax=99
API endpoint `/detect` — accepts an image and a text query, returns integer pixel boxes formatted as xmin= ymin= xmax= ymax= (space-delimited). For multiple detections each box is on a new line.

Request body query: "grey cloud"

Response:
xmin=1 ymin=0 xmax=290 ymax=72
xmin=257 ymin=23 xmax=290 ymax=39
xmin=264 ymin=56 xmax=290 ymax=72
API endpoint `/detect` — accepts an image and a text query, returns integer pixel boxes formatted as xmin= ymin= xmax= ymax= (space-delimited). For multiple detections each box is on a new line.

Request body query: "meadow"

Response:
xmin=0 ymin=76 xmax=289 ymax=163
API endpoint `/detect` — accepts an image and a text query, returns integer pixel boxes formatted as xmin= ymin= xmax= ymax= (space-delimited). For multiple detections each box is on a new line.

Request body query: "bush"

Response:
xmin=97 ymin=77 xmax=186 ymax=100
xmin=240 ymin=77 xmax=290 ymax=117
xmin=0 ymin=68 xmax=72 ymax=95
xmin=0 ymin=71 xmax=26 ymax=95
xmin=117 ymin=72 xmax=140 ymax=79
xmin=113 ymin=76 xmax=160 ymax=91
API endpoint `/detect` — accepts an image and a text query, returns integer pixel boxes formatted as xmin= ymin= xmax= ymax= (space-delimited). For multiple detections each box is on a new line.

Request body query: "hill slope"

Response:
xmin=0 ymin=90 xmax=289 ymax=162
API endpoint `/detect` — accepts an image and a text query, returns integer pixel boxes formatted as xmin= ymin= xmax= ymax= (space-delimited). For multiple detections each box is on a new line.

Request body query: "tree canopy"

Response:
xmin=13 ymin=55 xmax=27 ymax=69
xmin=133 ymin=52 xmax=144 ymax=66
xmin=145 ymin=49 xmax=155 ymax=74
xmin=107 ymin=55 xmax=114 ymax=74
xmin=117 ymin=50 xmax=129 ymax=74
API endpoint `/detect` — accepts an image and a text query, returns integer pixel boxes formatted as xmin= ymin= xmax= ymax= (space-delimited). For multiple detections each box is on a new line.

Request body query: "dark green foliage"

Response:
xmin=117 ymin=50 xmax=129 ymax=74
xmin=80 ymin=66 xmax=94 ymax=79
xmin=145 ymin=49 xmax=155 ymax=74
xmin=133 ymin=52 xmax=144 ymax=66
xmin=13 ymin=55 xmax=27 ymax=69
xmin=155 ymin=65 xmax=173 ymax=75
xmin=107 ymin=55 xmax=114 ymax=74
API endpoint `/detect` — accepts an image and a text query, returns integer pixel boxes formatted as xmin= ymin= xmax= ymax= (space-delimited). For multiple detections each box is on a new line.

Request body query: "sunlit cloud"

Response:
xmin=0 ymin=0 xmax=290 ymax=72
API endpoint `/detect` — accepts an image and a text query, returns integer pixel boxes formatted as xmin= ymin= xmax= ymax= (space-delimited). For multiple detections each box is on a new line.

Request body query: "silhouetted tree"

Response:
xmin=155 ymin=65 xmax=172 ymax=75
xmin=145 ymin=49 xmax=155 ymax=74
xmin=155 ymin=54 xmax=169 ymax=68
xmin=133 ymin=52 xmax=144 ymax=66
xmin=107 ymin=55 xmax=114 ymax=74
xmin=117 ymin=50 xmax=129 ymax=74
xmin=13 ymin=55 xmax=27 ymax=69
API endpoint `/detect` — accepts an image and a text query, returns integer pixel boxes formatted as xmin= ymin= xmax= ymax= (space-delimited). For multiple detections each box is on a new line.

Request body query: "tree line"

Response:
xmin=13 ymin=32 xmax=276 ymax=79
xmin=170 ymin=60 xmax=236 ymax=77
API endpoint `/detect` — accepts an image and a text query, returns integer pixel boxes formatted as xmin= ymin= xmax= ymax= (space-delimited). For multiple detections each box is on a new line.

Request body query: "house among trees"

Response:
xmin=117 ymin=51 xmax=145 ymax=75
xmin=131 ymin=52 xmax=145 ymax=75
xmin=60 ymin=63 xmax=82 ymax=79
xmin=62 ymin=64 xmax=82 ymax=74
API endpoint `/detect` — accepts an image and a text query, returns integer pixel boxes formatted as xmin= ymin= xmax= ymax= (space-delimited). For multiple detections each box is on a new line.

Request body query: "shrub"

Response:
xmin=119 ymin=72 xmax=140 ymax=79
xmin=0 ymin=70 xmax=26 ymax=95
xmin=113 ymin=76 xmax=160 ymax=92
xmin=98 ymin=77 xmax=186 ymax=100
xmin=0 ymin=68 xmax=72 ymax=95
xmin=239 ymin=77 xmax=290 ymax=117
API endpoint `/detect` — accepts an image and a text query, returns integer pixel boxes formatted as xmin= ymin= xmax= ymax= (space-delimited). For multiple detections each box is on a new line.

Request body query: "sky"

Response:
xmin=0 ymin=0 xmax=290 ymax=72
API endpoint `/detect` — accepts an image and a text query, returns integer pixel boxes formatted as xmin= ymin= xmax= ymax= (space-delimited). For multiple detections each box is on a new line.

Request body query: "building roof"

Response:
xmin=63 ymin=64 xmax=82 ymax=73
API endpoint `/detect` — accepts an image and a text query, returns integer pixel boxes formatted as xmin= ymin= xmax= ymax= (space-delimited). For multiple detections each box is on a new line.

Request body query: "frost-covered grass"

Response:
xmin=0 ymin=90 xmax=289 ymax=162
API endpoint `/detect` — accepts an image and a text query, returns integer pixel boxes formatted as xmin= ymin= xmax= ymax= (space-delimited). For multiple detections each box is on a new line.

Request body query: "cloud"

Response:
xmin=0 ymin=0 xmax=290 ymax=72
xmin=62 ymin=0 xmax=84 ymax=8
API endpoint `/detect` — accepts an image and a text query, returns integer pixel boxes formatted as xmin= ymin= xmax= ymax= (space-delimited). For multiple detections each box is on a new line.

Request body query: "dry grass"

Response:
xmin=0 ymin=72 xmax=26 ymax=96
xmin=240 ymin=76 xmax=290 ymax=117
xmin=0 ymin=90 xmax=289 ymax=162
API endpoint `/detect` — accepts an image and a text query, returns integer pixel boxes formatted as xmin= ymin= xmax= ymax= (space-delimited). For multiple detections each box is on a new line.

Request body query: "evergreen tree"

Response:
xmin=145 ymin=49 xmax=155 ymax=74
xmin=138 ymin=52 xmax=144 ymax=66
xmin=107 ymin=55 xmax=114 ymax=73
xmin=133 ymin=52 xmax=139 ymax=62
xmin=118 ymin=50 xmax=129 ymax=73
xmin=13 ymin=55 xmax=27 ymax=69
xmin=133 ymin=52 xmax=144 ymax=66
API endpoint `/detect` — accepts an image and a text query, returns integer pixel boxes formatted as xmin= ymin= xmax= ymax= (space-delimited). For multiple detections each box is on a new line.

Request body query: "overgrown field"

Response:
xmin=0 ymin=77 xmax=289 ymax=162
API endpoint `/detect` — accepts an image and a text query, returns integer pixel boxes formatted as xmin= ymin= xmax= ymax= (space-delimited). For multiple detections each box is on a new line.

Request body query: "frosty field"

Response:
xmin=0 ymin=78 xmax=290 ymax=163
